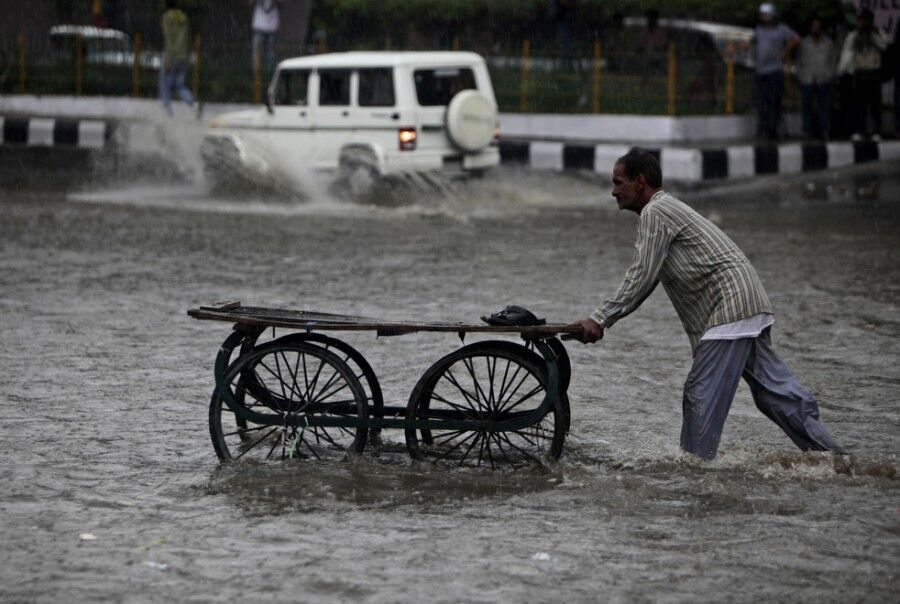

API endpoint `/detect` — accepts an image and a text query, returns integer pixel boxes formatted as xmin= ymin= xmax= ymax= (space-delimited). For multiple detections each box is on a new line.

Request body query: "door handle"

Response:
xmin=299 ymin=110 xmax=307 ymax=117
xmin=341 ymin=110 xmax=350 ymax=117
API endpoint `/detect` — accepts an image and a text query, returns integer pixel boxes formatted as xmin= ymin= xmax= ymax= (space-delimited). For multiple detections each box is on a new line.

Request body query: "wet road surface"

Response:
xmin=1 ymin=163 xmax=898 ymax=601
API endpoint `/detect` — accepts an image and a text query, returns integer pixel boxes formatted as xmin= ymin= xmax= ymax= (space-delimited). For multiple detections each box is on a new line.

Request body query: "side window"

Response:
xmin=319 ymin=69 xmax=351 ymax=106
xmin=413 ymin=68 xmax=477 ymax=106
xmin=358 ymin=69 xmax=395 ymax=107
xmin=274 ymin=69 xmax=310 ymax=106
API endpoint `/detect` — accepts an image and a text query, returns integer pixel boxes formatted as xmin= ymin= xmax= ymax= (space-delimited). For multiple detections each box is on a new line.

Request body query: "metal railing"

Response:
xmin=3 ymin=32 xmax=793 ymax=116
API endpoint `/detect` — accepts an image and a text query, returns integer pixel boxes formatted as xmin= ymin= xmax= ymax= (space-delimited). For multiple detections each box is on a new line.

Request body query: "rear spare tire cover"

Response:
xmin=444 ymin=90 xmax=496 ymax=153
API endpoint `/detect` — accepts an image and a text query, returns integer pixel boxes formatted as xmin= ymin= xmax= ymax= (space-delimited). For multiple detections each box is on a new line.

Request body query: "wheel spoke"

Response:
xmin=456 ymin=431 xmax=483 ymax=467
xmin=313 ymin=426 xmax=344 ymax=450
xmin=485 ymin=356 xmax=497 ymax=411
xmin=306 ymin=356 xmax=327 ymax=404
xmin=463 ymin=358 xmax=492 ymax=416
xmin=483 ymin=431 xmax=496 ymax=470
xmin=279 ymin=350 xmax=307 ymax=402
xmin=257 ymin=360 xmax=295 ymax=402
xmin=272 ymin=353 xmax=289 ymax=401
xmin=442 ymin=370 xmax=483 ymax=415
xmin=304 ymin=436 xmax=321 ymax=459
xmin=497 ymin=369 xmax=531 ymax=412
xmin=497 ymin=384 xmax=545 ymax=415
xmin=311 ymin=378 xmax=351 ymax=405
xmin=234 ymin=427 xmax=278 ymax=460
xmin=496 ymin=431 xmax=544 ymax=465
xmin=496 ymin=362 xmax=523 ymax=411
xmin=489 ymin=432 xmax=515 ymax=465
xmin=496 ymin=358 xmax=513 ymax=412
xmin=429 ymin=431 xmax=478 ymax=464
xmin=309 ymin=366 xmax=342 ymax=404
xmin=223 ymin=424 xmax=269 ymax=437
xmin=428 ymin=391 xmax=480 ymax=418
xmin=431 ymin=429 xmax=467 ymax=446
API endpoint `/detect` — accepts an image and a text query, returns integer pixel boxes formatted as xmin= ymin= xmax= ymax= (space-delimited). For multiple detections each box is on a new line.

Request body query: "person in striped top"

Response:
xmin=573 ymin=149 xmax=844 ymax=459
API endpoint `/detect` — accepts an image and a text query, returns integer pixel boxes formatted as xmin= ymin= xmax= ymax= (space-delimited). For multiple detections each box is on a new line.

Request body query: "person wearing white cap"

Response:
xmin=747 ymin=3 xmax=800 ymax=139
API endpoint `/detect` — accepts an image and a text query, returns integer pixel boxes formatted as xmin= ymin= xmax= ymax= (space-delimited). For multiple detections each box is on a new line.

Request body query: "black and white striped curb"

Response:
xmin=499 ymin=140 xmax=900 ymax=182
xmin=0 ymin=116 xmax=113 ymax=149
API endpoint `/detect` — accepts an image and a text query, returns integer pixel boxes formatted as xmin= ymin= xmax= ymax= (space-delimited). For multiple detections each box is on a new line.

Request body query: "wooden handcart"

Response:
xmin=188 ymin=302 xmax=581 ymax=469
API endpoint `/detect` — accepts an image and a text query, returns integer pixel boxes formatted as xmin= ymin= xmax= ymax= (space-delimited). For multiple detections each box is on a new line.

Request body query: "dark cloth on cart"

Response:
xmin=682 ymin=327 xmax=845 ymax=459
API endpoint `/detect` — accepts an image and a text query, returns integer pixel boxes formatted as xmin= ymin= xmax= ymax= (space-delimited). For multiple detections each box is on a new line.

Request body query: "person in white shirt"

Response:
xmin=798 ymin=15 xmax=836 ymax=139
xmin=250 ymin=0 xmax=283 ymax=71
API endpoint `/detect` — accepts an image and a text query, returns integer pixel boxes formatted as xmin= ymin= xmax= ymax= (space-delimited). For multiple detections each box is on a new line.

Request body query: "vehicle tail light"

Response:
xmin=491 ymin=125 xmax=500 ymax=145
xmin=398 ymin=127 xmax=417 ymax=151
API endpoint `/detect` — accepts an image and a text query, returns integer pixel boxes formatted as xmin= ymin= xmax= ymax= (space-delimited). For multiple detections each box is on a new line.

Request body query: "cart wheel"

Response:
xmin=268 ymin=333 xmax=384 ymax=439
xmin=405 ymin=341 xmax=565 ymax=468
xmin=209 ymin=342 xmax=367 ymax=462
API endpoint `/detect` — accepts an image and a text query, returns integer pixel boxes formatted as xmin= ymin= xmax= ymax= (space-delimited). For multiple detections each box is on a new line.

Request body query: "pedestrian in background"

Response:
xmin=159 ymin=0 xmax=196 ymax=117
xmin=748 ymin=3 xmax=799 ymax=140
xmin=838 ymin=9 xmax=889 ymax=141
xmin=250 ymin=0 xmax=283 ymax=72
xmin=798 ymin=15 xmax=836 ymax=139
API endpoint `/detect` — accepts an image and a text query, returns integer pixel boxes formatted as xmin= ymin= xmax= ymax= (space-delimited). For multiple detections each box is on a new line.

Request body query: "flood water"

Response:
xmin=1 ymin=162 xmax=898 ymax=602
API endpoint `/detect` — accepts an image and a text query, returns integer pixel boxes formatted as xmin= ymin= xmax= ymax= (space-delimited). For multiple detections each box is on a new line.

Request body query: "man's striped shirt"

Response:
xmin=591 ymin=190 xmax=773 ymax=351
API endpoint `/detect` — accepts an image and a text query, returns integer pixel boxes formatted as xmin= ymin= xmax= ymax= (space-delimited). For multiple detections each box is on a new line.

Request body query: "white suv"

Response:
xmin=202 ymin=51 xmax=500 ymax=195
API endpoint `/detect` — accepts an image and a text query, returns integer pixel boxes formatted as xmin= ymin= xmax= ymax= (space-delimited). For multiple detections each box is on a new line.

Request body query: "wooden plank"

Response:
xmin=186 ymin=307 xmax=582 ymax=335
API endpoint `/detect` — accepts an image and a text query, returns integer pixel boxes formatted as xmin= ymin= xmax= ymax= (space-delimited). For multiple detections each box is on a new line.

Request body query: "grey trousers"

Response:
xmin=681 ymin=328 xmax=844 ymax=460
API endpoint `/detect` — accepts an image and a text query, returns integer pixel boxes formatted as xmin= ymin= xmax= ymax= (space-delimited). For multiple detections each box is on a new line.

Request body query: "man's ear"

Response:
xmin=635 ymin=174 xmax=647 ymax=190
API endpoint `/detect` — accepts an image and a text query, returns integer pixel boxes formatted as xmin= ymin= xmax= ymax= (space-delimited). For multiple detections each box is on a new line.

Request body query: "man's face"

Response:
xmin=611 ymin=162 xmax=642 ymax=212
xmin=810 ymin=19 xmax=822 ymax=35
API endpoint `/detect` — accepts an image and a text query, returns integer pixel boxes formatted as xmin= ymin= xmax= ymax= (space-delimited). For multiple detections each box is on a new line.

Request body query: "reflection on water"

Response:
xmin=1 ymin=162 xmax=898 ymax=601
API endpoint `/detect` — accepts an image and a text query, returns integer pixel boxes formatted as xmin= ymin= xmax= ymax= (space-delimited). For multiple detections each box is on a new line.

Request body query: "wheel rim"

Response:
xmin=210 ymin=343 xmax=367 ymax=462
xmin=406 ymin=342 xmax=563 ymax=469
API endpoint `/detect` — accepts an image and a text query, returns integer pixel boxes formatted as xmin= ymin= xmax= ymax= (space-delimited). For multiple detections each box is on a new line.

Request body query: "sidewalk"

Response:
xmin=498 ymin=137 xmax=900 ymax=182
xmin=497 ymin=111 xmax=900 ymax=182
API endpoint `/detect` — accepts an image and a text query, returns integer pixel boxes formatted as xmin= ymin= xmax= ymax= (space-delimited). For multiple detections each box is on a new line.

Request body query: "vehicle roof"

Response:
xmin=622 ymin=17 xmax=753 ymax=42
xmin=50 ymin=25 xmax=129 ymax=41
xmin=277 ymin=51 xmax=486 ymax=70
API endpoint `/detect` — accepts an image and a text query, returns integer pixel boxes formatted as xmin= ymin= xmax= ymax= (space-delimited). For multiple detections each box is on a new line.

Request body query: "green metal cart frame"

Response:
xmin=188 ymin=302 xmax=581 ymax=469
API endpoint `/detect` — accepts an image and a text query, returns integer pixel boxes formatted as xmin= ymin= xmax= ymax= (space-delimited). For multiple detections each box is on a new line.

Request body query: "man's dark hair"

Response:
xmin=166 ymin=0 xmax=177 ymax=9
xmin=616 ymin=148 xmax=663 ymax=188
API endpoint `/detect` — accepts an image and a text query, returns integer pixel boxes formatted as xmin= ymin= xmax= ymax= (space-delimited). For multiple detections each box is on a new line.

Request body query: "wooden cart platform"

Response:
xmin=189 ymin=301 xmax=580 ymax=469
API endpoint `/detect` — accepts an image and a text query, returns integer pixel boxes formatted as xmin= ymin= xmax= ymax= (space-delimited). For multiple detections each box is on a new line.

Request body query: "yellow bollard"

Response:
xmin=519 ymin=39 xmax=530 ymax=113
xmin=725 ymin=41 xmax=735 ymax=114
xmin=75 ymin=34 xmax=83 ymax=96
xmin=592 ymin=39 xmax=602 ymax=114
xmin=132 ymin=32 xmax=141 ymax=97
xmin=253 ymin=47 xmax=262 ymax=104
xmin=192 ymin=34 xmax=201 ymax=101
xmin=18 ymin=32 xmax=27 ymax=94
xmin=667 ymin=42 xmax=677 ymax=116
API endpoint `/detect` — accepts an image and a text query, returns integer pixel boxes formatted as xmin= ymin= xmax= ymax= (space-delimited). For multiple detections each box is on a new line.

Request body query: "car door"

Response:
xmin=314 ymin=68 xmax=353 ymax=170
xmin=351 ymin=68 xmax=403 ymax=165
xmin=265 ymin=67 xmax=315 ymax=171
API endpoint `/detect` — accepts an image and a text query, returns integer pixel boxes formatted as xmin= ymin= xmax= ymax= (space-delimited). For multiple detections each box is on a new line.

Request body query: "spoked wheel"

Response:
xmin=269 ymin=333 xmax=384 ymax=440
xmin=209 ymin=341 xmax=368 ymax=462
xmin=405 ymin=341 xmax=565 ymax=469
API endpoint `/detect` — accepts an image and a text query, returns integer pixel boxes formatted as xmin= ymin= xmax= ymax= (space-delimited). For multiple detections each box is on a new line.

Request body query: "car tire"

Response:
xmin=334 ymin=148 xmax=384 ymax=202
